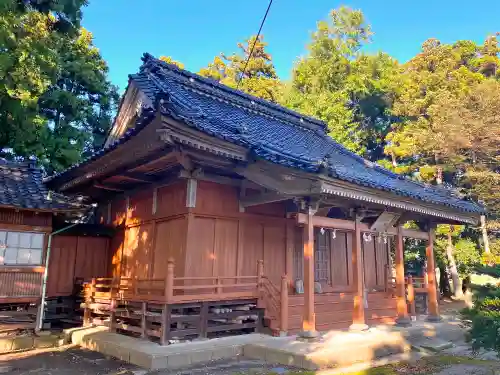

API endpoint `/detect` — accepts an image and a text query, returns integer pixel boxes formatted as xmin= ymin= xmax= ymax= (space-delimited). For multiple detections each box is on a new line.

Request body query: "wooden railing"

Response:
xmin=0 ymin=267 xmax=43 ymax=300
xmin=383 ymin=265 xmax=428 ymax=316
xmin=82 ymin=258 xmax=264 ymax=322
xmin=260 ymin=274 xmax=288 ymax=335
xmin=81 ymin=259 xmax=291 ymax=336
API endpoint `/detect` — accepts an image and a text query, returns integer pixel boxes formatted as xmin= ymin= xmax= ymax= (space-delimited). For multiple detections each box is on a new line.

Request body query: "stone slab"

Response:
xmin=0 ymin=333 xmax=65 ymax=354
xmin=79 ymin=331 xmax=264 ymax=370
xmin=244 ymin=328 xmax=410 ymax=370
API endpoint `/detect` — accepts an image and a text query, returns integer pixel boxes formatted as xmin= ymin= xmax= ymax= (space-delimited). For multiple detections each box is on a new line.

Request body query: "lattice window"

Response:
xmin=314 ymin=228 xmax=331 ymax=284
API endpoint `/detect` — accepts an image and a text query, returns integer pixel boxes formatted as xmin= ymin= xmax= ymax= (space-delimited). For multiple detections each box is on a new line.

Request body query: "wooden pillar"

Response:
xmin=350 ymin=216 xmax=368 ymax=330
xmin=300 ymin=207 xmax=317 ymax=338
xmin=280 ymin=274 xmax=289 ymax=336
xmin=426 ymin=227 xmax=441 ymax=321
xmin=165 ymin=258 xmax=174 ymax=302
xmin=407 ymin=275 xmax=416 ymax=317
xmin=395 ymin=226 xmax=410 ymax=326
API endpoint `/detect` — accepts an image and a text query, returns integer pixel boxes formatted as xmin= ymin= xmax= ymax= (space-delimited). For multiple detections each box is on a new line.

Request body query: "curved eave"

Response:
xmin=320 ymin=182 xmax=480 ymax=225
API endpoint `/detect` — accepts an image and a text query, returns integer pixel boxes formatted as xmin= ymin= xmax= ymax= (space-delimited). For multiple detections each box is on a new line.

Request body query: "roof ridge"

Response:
xmin=140 ymin=53 xmax=328 ymax=133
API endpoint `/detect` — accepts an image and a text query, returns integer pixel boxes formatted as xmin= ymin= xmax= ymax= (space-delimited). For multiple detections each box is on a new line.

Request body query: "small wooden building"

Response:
xmin=0 ymin=160 xmax=111 ymax=331
xmin=45 ymin=54 xmax=484 ymax=340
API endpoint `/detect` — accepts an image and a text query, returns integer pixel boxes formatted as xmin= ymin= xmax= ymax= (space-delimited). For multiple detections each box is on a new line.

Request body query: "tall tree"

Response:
xmin=38 ymin=28 xmax=119 ymax=171
xmin=386 ymin=37 xmax=500 ymax=283
xmin=199 ymin=35 xmax=282 ymax=102
xmin=284 ymin=7 xmax=400 ymax=158
xmin=0 ymin=0 xmax=119 ymax=172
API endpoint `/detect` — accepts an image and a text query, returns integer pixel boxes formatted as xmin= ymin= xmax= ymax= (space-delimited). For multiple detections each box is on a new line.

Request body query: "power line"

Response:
xmin=236 ymin=0 xmax=274 ymax=89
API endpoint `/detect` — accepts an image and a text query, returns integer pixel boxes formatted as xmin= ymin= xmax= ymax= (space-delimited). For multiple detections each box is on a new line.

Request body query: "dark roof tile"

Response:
xmin=47 ymin=53 xmax=485 ymax=215
xmin=0 ymin=160 xmax=85 ymax=211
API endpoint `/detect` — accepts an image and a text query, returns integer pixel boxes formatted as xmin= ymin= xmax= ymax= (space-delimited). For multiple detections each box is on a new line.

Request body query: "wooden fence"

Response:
xmin=0 ymin=267 xmax=43 ymax=303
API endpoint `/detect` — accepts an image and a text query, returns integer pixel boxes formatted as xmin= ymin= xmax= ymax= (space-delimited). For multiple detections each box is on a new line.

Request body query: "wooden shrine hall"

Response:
xmin=45 ymin=54 xmax=484 ymax=341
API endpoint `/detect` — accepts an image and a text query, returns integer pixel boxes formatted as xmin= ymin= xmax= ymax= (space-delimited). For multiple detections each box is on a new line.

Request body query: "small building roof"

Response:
xmin=0 ymin=160 xmax=86 ymax=212
xmin=48 ymin=53 xmax=485 ymax=216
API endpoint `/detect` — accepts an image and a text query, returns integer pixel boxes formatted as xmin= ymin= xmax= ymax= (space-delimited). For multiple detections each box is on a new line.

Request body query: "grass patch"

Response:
xmin=259 ymin=355 xmax=500 ymax=375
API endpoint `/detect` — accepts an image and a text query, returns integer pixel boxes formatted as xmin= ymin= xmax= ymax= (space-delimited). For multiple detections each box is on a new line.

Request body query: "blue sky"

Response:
xmin=83 ymin=1 xmax=500 ymax=92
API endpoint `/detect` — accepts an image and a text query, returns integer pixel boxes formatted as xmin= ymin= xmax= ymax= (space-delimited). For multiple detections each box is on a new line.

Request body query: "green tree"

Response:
xmin=284 ymin=7 xmax=400 ymax=158
xmin=0 ymin=0 xmax=118 ymax=172
xmin=199 ymin=35 xmax=282 ymax=102
xmin=38 ymin=28 xmax=119 ymax=171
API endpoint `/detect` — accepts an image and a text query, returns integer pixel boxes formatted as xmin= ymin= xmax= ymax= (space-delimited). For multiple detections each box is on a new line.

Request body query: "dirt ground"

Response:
xmin=1 ymin=345 xmax=500 ymax=375
xmin=0 ymin=346 xmax=289 ymax=375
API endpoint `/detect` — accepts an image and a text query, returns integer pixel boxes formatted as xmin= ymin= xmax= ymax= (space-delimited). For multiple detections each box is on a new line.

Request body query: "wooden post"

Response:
xmin=216 ymin=277 xmax=222 ymax=295
xmin=199 ymin=301 xmax=208 ymax=339
xmin=426 ymin=227 xmax=441 ymax=321
xmin=140 ymin=302 xmax=147 ymax=338
xmin=160 ymin=304 xmax=171 ymax=345
xmin=257 ymin=260 xmax=264 ymax=308
xmin=384 ymin=265 xmax=389 ymax=293
xmin=109 ymin=298 xmax=116 ymax=333
xmin=300 ymin=207 xmax=317 ymax=338
xmin=166 ymin=258 xmax=174 ymax=303
xmin=280 ymin=274 xmax=289 ymax=336
xmin=407 ymin=275 xmax=416 ymax=317
xmin=395 ymin=226 xmax=410 ymax=326
xmin=84 ymin=278 xmax=96 ymax=327
xmin=350 ymin=216 xmax=368 ymax=330
xmin=133 ymin=276 xmax=139 ymax=297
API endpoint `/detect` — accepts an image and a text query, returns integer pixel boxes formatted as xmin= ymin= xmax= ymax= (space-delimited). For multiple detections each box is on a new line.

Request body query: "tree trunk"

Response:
xmin=446 ymin=230 xmax=463 ymax=299
xmin=480 ymin=215 xmax=490 ymax=254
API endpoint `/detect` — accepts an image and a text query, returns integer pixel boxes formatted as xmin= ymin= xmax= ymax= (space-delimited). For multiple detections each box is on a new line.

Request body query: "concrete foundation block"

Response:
xmin=243 ymin=344 xmax=268 ymax=360
xmin=11 ymin=336 xmax=34 ymax=351
xmin=128 ymin=349 xmax=154 ymax=369
xmin=211 ymin=346 xmax=234 ymax=361
xmin=167 ymin=353 xmax=192 ymax=369
xmin=189 ymin=349 xmax=213 ymax=365
xmin=149 ymin=355 xmax=168 ymax=370
xmin=265 ymin=349 xmax=304 ymax=368
xmin=33 ymin=335 xmax=60 ymax=349
xmin=71 ymin=326 xmax=108 ymax=345
xmin=0 ymin=338 xmax=13 ymax=353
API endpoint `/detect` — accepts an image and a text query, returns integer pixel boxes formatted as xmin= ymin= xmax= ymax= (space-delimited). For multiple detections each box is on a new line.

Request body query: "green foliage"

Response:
xmin=284 ymin=7 xmax=400 ymax=158
xmin=199 ymin=35 xmax=282 ymax=102
xmin=462 ymin=283 xmax=500 ymax=354
xmin=0 ymin=1 xmax=118 ymax=172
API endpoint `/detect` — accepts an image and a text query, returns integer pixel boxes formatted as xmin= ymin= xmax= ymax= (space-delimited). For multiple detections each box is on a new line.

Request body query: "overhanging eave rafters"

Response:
xmin=318 ymin=179 xmax=479 ymax=225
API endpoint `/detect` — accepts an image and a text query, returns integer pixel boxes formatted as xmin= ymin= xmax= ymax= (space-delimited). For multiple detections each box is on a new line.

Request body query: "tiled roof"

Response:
xmin=47 ymin=53 xmax=485 ymax=215
xmin=0 ymin=160 xmax=86 ymax=211
xmin=133 ymin=54 xmax=484 ymax=215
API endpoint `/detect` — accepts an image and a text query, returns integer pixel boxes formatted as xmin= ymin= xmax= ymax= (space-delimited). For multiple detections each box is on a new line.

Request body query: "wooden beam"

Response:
xmin=426 ymin=227 xmax=441 ymax=321
xmin=349 ymin=215 xmax=367 ymax=330
xmin=93 ymin=183 xmax=124 ymax=192
xmin=240 ymin=191 xmax=289 ymax=208
xmin=295 ymin=214 xmax=429 ymax=239
xmin=395 ymin=226 xmax=410 ymax=326
xmin=118 ymin=172 xmax=156 ymax=183
xmin=173 ymin=149 xmax=193 ymax=171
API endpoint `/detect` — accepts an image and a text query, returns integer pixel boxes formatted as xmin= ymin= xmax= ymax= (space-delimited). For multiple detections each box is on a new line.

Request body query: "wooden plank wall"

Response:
xmin=102 ymin=178 xmax=397 ymax=330
xmin=287 ymin=291 xmax=397 ymax=334
xmin=47 ymin=236 xmax=109 ymax=297
xmin=187 ymin=181 xmax=288 ymax=285
xmin=0 ymin=208 xmax=51 ymax=228
xmin=106 ymin=182 xmax=189 ymax=280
